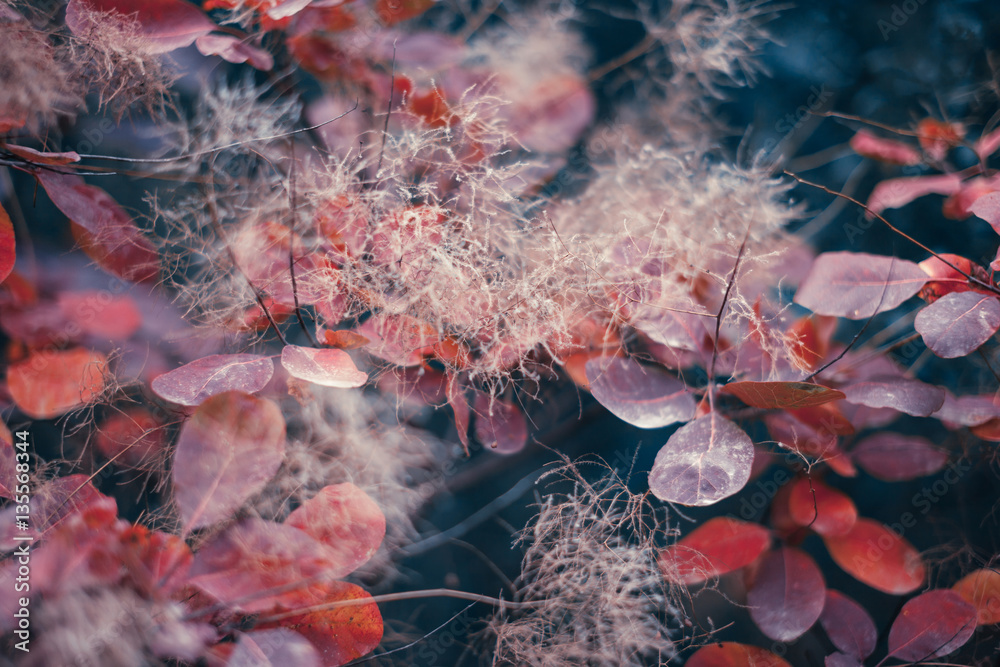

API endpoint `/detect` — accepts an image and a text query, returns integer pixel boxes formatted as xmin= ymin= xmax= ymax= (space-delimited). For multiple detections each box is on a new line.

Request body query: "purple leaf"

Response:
xmin=280 ymin=345 xmax=367 ymax=388
xmin=151 ymin=354 xmax=274 ymax=406
xmin=196 ymin=34 xmax=274 ymax=70
xmin=971 ymin=191 xmax=1000 ymax=233
xmin=747 ymin=547 xmax=826 ymax=642
xmin=585 ymin=356 xmax=695 ymax=429
xmin=820 ymin=590 xmax=877 ymax=659
xmin=840 ymin=375 xmax=945 ymax=417
xmin=888 ymin=589 xmax=976 ymax=662
xmin=794 ymin=252 xmax=927 ymax=320
xmin=915 ymin=292 xmax=1000 ymax=358
xmin=851 ymin=433 xmax=947 ymax=481
xmin=228 ymin=630 xmax=320 ymax=667
xmin=933 ymin=391 xmax=1000 ymax=427
xmin=173 ymin=392 xmax=286 ymax=532
xmin=649 ymin=413 xmax=754 ymax=506
xmin=473 ymin=392 xmax=528 ymax=454
xmin=825 ymin=653 xmax=862 ymax=667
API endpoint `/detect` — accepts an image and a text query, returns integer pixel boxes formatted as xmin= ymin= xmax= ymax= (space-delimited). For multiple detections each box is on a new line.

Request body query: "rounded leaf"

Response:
xmin=473 ymin=393 xmax=528 ymax=454
xmin=915 ymin=292 xmax=1000 ymax=358
xmin=659 ymin=517 xmax=770 ymax=585
xmin=952 ymin=568 xmax=1000 ymax=626
xmin=840 ymin=376 xmax=945 ymax=417
xmin=228 ymin=629 xmax=321 ymax=667
xmin=66 ymin=0 xmax=216 ymax=53
xmin=151 ymin=354 xmax=274 ymax=407
xmin=820 ymin=590 xmax=877 ymax=659
xmin=586 ymin=356 xmax=695 ymax=428
xmin=8 ymin=348 xmax=107 ymax=419
xmin=823 ymin=518 xmax=924 ymax=594
xmin=787 ymin=477 xmax=857 ymax=537
xmin=888 ymin=589 xmax=976 ymax=661
xmin=747 ymin=547 xmax=826 ymax=642
xmin=686 ymin=642 xmax=791 ymax=667
xmin=851 ymin=433 xmax=947 ymax=481
xmin=173 ymin=392 xmax=286 ymax=531
xmin=281 ymin=345 xmax=367 ymax=388
xmin=0 ymin=201 xmax=13 ymax=284
xmin=794 ymin=252 xmax=927 ymax=320
xmin=649 ymin=413 xmax=754 ymax=506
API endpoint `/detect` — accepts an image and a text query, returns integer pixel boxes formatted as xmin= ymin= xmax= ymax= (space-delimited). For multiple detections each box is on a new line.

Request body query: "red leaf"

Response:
xmin=659 ymin=517 xmax=770 ymax=585
xmin=473 ymin=393 xmax=528 ymax=454
xmin=851 ymin=433 xmax=947 ymax=481
xmin=0 ymin=202 xmax=14 ymax=285
xmin=446 ymin=374 xmax=471 ymax=455
xmin=188 ymin=518 xmax=344 ymax=613
xmin=840 ymin=375 xmax=945 ymax=417
xmin=915 ymin=292 xmax=1000 ymax=358
xmin=685 ymin=642 xmax=791 ymax=667
xmin=916 ymin=118 xmax=964 ymax=161
xmin=0 ymin=422 xmax=13 ymax=499
xmin=823 ymin=518 xmax=924 ymax=594
xmin=173 ymin=392 xmax=286 ymax=532
xmin=257 ymin=581 xmax=383 ymax=666
xmin=785 ymin=315 xmax=837 ymax=371
xmin=281 ymin=345 xmax=367 ymax=388
xmin=320 ymin=329 xmax=369 ymax=350
xmin=36 ymin=171 xmax=158 ymax=283
xmin=952 ymin=568 xmax=1000 ymax=626
xmin=195 ymin=34 xmax=274 ymax=70
xmin=722 ymin=381 xmax=845 ymax=409
xmin=356 ymin=314 xmax=438 ymax=367
xmin=151 ymin=354 xmax=274 ymax=406
xmin=585 ymin=356 xmax=696 ymax=428
xmin=917 ymin=253 xmax=994 ymax=303
xmin=95 ymin=407 xmax=167 ymax=469
xmin=228 ymin=629 xmax=321 ymax=667
xmin=794 ymin=252 xmax=927 ymax=319
xmin=285 ymin=483 xmax=385 ymax=579
xmin=8 ymin=348 xmax=107 ymax=419
xmin=375 ymin=0 xmax=433 ymax=25
xmin=57 ymin=291 xmax=143 ymax=340
xmin=66 ymin=0 xmax=216 ymax=53
xmin=849 ymin=129 xmax=921 ymax=165
xmin=649 ymin=413 xmax=754 ymax=506
xmin=747 ymin=547 xmax=826 ymax=642
xmin=866 ymin=173 xmax=963 ymax=217
xmin=787 ymin=477 xmax=857 ymax=536
xmin=942 ymin=175 xmax=1000 ymax=219
xmin=887 ymin=589 xmax=976 ymax=661
xmin=820 ymin=590 xmax=877 ymax=659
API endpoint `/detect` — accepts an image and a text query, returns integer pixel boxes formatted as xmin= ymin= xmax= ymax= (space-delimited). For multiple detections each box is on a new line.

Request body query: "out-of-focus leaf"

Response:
xmin=915 ymin=292 xmax=1000 ymax=358
xmin=195 ymin=34 xmax=274 ymax=70
xmin=659 ymin=517 xmax=770 ymax=585
xmin=649 ymin=413 xmax=754 ymax=506
xmin=840 ymin=376 xmax=945 ymax=417
xmin=722 ymin=381 xmax=845 ymax=409
xmin=953 ymin=568 xmax=1000 ymax=626
xmin=446 ymin=374 xmax=470 ymax=455
xmin=887 ymin=589 xmax=976 ymax=662
xmin=849 ymin=130 xmax=921 ymax=165
xmin=95 ymin=407 xmax=166 ymax=469
xmin=473 ymin=392 xmax=528 ymax=454
xmin=820 ymin=590 xmax=877 ymax=660
xmin=151 ymin=354 xmax=274 ymax=407
xmin=786 ymin=477 xmax=857 ymax=537
xmin=173 ymin=392 xmax=286 ymax=532
xmin=375 ymin=0 xmax=433 ymax=25
xmin=746 ymin=547 xmax=826 ymax=642
xmin=57 ymin=291 xmax=142 ymax=340
xmin=585 ymin=356 xmax=695 ymax=429
xmin=686 ymin=642 xmax=791 ymax=667
xmin=933 ymin=391 xmax=1000 ymax=427
xmin=851 ymin=433 xmax=947 ymax=481
xmin=285 ymin=483 xmax=385 ymax=579
xmin=66 ymin=0 xmax=216 ymax=53
xmin=866 ymin=173 xmax=963 ymax=217
xmin=794 ymin=252 xmax=927 ymax=319
xmin=823 ymin=518 xmax=924 ymax=594
xmin=228 ymin=629 xmax=321 ymax=667
xmin=0 ymin=201 xmax=15 ymax=285
xmin=281 ymin=345 xmax=367 ymax=388
xmin=0 ymin=422 xmax=13 ymax=499
xmin=8 ymin=348 xmax=107 ymax=419
xmin=971 ymin=191 xmax=1000 ymax=232
xmin=3 ymin=145 xmax=80 ymax=166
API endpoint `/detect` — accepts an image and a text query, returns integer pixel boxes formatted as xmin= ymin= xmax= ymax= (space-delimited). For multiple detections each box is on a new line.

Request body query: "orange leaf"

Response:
xmin=659 ymin=517 xmax=770 ymax=585
xmin=686 ymin=642 xmax=791 ymax=667
xmin=786 ymin=477 xmax=857 ymax=537
xmin=8 ymin=348 xmax=106 ymax=419
xmin=823 ymin=518 xmax=924 ymax=594
xmin=721 ymin=381 xmax=845 ymax=409
xmin=953 ymin=568 xmax=1000 ymax=625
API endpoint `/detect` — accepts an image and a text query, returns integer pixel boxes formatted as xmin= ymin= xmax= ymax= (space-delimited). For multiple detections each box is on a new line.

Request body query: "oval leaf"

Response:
xmin=840 ymin=375 xmax=945 ymax=417
xmin=888 ymin=589 xmax=976 ymax=661
xmin=915 ymin=292 xmax=1000 ymax=358
xmin=953 ymin=568 xmax=1000 ymax=626
xmin=151 ymin=354 xmax=274 ymax=407
xmin=747 ymin=547 xmax=826 ymax=642
xmin=285 ymin=483 xmax=385 ymax=579
xmin=722 ymin=381 xmax=845 ymax=409
xmin=228 ymin=629 xmax=321 ymax=667
xmin=195 ymin=34 xmax=274 ymax=70
xmin=794 ymin=252 xmax=927 ymax=319
xmin=820 ymin=590 xmax=877 ymax=659
xmin=649 ymin=413 xmax=754 ymax=506
xmin=585 ymin=356 xmax=695 ymax=428
xmin=787 ymin=477 xmax=857 ymax=537
xmin=66 ymin=0 xmax=216 ymax=53
xmin=473 ymin=393 xmax=528 ymax=454
xmin=8 ymin=348 xmax=107 ymax=419
xmin=686 ymin=642 xmax=791 ymax=667
xmin=281 ymin=345 xmax=367 ymax=388
xmin=659 ymin=517 xmax=770 ymax=585
xmin=0 ymin=201 xmax=13 ymax=284
xmin=823 ymin=518 xmax=924 ymax=594
xmin=173 ymin=392 xmax=286 ymax=531
xmin=851 ymin=433 xmax=947 ymax=481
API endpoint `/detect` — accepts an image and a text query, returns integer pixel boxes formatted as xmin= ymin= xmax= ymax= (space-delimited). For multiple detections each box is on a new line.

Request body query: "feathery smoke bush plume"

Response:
xmin=488 ymin=465 xmax=679 ymax=666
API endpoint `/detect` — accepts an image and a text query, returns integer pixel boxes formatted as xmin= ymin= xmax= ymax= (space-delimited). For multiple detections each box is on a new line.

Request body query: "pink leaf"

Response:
xmin=971 ymin=191 xmax=1000 ymax=233
xmin=585 ymin=356 xmax=695 ymax=429
xmin=975 ymin=127 xmax=1000 ymax=160
xmin=747 ymin=547 xmax=826 ymax=642
xmin=188 ymin=518 xmax=341 ymax=613
xmin=933 ymin=391 xmax=1000 ymax=427
xmin=228 ymin=630 xmax=321 ymax=667
xmin=915 ymin=291 xmax=1000 ymax=359
xmin=36 ymin=171 xmax=158 ymax=283
xmin=851 ymin=433 xmax=947 ymax=481
xmin=794 ymin=252 xmax=927 ymax=319
xmin=820 ymin=590 xmax=877 ymax=659
xmin=473 ymin=393 xmax=528 ymax=454
xmin=849 ymin=129 xmax=921 ymax=165
xmin=0 ymin=423 xmax=13 ymax=499
xmin=57 ymin=291 xmax=143 ymax=340
xmin=505 ymin=74 xmax=596 ymax=153
xmin=280 ymin=345 xmax=367 ymax=388
xmin=285 ymin=483 xmax=385 ymax=579
xmin=888 ymin=589 xmax=976 ymax=662
xmin=196 ymin=34 xmax=274 ymax=70
xmin=866 ymin=173 xmax=963 ymax=217
xmin=840 ymin=375 xmax=945 ymax=417
xmin=649 ymin=413 xmax=754 ymax=506
xmin=66 ymin=0 xmax=216 ymax=54
xmin=173 ymin=392 xmax=286 ymax=532
xmin=151 ymin=354 xmax=274 ymax=406
xmin=0 ymin=202 xmax=12 ymax=284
